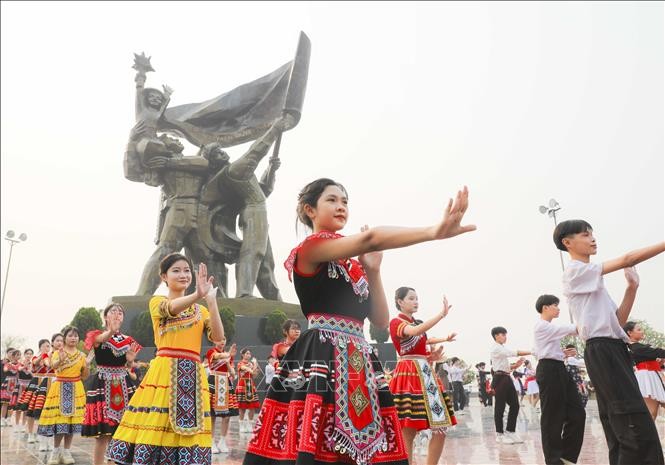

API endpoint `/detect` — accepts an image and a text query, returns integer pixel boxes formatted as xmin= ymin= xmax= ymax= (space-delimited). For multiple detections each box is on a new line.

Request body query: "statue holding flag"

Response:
xmin=125 ymin=32 xmax=310 ymax=299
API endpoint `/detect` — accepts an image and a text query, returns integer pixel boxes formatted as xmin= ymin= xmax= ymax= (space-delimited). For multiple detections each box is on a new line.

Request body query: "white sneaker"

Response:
xmin=495 ymin=433 xmax=504 ymax=443
xmin=508 ymin=432 xmax=524 ymax=443
xmin=211 ymin=442 xmax=221 ymax=454
xmin=218 ymin=437 xmax=229 ymax=453
xmin=27 ymin=433 xmax=37 ymax=443
xmin=61 ymin=448 xmax=75 ymax=464
xmin=46 ymin=448 xmax=61 ymax=465
xmin=500 ymin=434 xmax=517 ymax=444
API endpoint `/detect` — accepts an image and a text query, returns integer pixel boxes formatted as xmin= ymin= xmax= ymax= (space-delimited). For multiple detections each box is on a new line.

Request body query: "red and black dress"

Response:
xmin=14 ymin=362 xmax=33 ymax=411
xmin=0 ymin=361 xmax=20 ymax=408
xmin=26 ymin=353 xmax=54 ymax=419
xmin=388 ymin=313 xmax=456 ymax=432
xmin=243 ymin=231 xmax=409 ymax=465
xmin=206 ymin=348 xmax=239 ymax=417
xmin=236 ymin=360 xmax=260 ymax=410
xmin=82 ymin=330 xmax=141 ymax=437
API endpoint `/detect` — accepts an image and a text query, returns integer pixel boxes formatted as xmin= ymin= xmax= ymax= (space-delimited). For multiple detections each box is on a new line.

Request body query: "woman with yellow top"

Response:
xmin=107 ymin=253 xmax=224 ymax=465
xmin=37 ymin=326 xmax=89 ymax=465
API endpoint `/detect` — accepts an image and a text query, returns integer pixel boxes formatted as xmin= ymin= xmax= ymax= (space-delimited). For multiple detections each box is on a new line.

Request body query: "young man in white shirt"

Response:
xmin=533 ymin=294 xmax=586 ymax=465
xmin=489 ymin=326 xmax=531 ymax=444
xmin=448 ymin=357 xmax=467 ymax=413
xmin=554 ymin=219 xmax=664 ymax=465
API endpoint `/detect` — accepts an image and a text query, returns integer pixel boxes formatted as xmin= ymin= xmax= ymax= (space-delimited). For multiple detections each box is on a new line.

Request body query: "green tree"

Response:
xmin=263 ymin=309 xmax=288 ymax=344
xmin=369 ymin=323 xmax=390 ymax=343
xmin=219 ymin=306 xmax=236 ymax=343
xmin=70 ymin=307 xmax=103 ymax=338
xmin=131 ymin=311 xmax=154 ymax=348
xmin=561 ymin=335 xmax=585 ymax=356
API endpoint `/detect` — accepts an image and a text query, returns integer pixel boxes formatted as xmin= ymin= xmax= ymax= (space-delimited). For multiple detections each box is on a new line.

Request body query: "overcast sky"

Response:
xmin=1 ymin=2 xmax=663 ymax=365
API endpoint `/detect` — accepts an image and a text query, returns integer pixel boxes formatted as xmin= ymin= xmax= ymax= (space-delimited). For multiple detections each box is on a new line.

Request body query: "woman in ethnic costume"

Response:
xmin=13 ymin=349 xmax=34 ymax=434
xmin=0 ymin=349 xmax=21 ymax=425
xmin=624 ymin=321 xmax=665 ymax=420
xmin=243 ymin=178 xmax=474 ymax=465
xmin=271 ymin=319 xmax=302 ymax=361
xmin=38 ymin=326 xmax=89 ymax=465
xmin=20 ymin=340 xmax=51 ymax=444
xmin=236 ymin=348 xmax=260 ymax=433
xmin=388 ymin=287 xmax=457 ymax=465
xmin=82 ymin=302 xmax=142 ymax=465
xmin=30 ymin=334 xmax=62 ymax=452
xmin=106 ymin=254 xmax=224 ymax=465
xmin=206 ymin=336 xmax=238 ymax=454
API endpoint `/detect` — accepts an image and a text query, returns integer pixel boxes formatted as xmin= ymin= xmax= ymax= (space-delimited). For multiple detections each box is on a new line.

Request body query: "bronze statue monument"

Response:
xmin=124 ymin=33 xmax=310 ymax=299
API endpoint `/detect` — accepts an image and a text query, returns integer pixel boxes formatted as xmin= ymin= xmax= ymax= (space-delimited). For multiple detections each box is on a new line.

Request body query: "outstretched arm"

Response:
xmin=427 ymin=332 xmax=457 ymax=344
xmin=602 ymin=242 xmax=665 ymax=275
xmin=299 ymin=187 xmax=475 ymax=270
xmin=403 ymin=297 xmax=451 ymax=338
xmin=358 ymin=226 xmax=389 ymax=328
xmin=259 ymin=156 xmax=280 ymax=197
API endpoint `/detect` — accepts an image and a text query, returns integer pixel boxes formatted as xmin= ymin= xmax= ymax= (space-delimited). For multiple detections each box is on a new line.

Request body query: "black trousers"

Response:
xmin=452 ymin=380 xmax=466 ymax=410
xmin=585 ymin=337 xmax=664 ymax=465
xmin=492 ymin=373 xmax=519 ymax=433
xmin=536 ymin=359 xmax=586 ymax=465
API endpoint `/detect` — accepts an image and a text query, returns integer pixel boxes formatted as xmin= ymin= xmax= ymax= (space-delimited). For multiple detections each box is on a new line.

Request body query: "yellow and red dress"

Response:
xmin=106 ymin=296 xmax=213 ymax=465
xmin=236 ymin=361 xmax=260 ymax=410
xmin=36 ymin=350 xmax=86 ymax=436
xmin=388 ymin=313 xmax=456 ymax=432
xmin=206 ymin=348 xmax=239 ymax=418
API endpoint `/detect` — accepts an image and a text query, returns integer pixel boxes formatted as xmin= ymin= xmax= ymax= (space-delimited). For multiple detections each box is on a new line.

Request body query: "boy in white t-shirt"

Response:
xmin=554 ymin=219 xmax=664 ymax=465
xmin=533 ymin=294 xmax=585 ymax=465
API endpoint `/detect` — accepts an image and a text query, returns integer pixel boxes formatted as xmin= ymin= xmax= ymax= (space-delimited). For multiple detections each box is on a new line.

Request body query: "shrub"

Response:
xmin=263 ymin=309 xmax=288 ymax=344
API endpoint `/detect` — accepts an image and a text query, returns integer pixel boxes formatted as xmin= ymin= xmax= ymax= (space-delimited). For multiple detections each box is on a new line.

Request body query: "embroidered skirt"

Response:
xmin=17 ymin=377 xmax=39 ymax=411
xmin=27 ymin=377 xmax=51 ymax=419
xmin=36 ymin=377 xmax=85 ymax=436
xmin=208 ymin=373 xmax=239 ymax=417
xmin=236 ymin=376 xmax=260 ymax=410
xmin=243 ymin=313 xmax=408 ymax=465
xmin=106 ymin=350 xmax=212 ymax=465
xmin=389 ymin=357 xmax=456 ymax=432
xmin=0 ymin=375 xmax=18 ymax=405
xmin=82 ymin=366 xmax=138 ymax=437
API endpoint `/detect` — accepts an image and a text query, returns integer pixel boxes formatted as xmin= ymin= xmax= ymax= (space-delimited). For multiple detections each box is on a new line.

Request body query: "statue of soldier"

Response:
xmin=201 ymin=114 xmax=294 ymax=300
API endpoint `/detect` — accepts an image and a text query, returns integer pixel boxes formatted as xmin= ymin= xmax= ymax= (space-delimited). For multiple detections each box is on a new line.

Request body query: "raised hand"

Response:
xmin=358 ymin=225 xmax=383 ymax=272
xmin=624 ymin=266 xmax=640 ymax=289
xmin=431 ymin=186 xmax=476 ymax=240
xmin=429 ymin=344 xmax=445 ymax=362
xmin=446 ymin=332 xmax=457 ymax=342
xmin=229 ymin=344 xmax=237 ymax=357
xmin=439 ymin=295 xmax=452 ymax=319
xmin=196 ymin=263 xmax=215 ymax=298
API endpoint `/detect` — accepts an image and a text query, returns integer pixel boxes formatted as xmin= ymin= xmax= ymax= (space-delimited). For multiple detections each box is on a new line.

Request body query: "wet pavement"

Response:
xmin=2 ymin=400 xmax=664 ymax=464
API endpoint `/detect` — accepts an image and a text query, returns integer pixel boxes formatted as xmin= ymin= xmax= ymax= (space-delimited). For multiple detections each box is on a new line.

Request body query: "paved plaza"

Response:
xmin=2 ymin=400 xmax=664 ymax=465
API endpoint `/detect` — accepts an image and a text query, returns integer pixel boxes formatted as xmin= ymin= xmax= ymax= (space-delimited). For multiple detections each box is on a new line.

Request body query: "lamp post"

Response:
xmin=539 ymin=199 xmax=564 ymax=271
xmin=539 ymin=199 xmax=573 ymax=323
xmin=1 ymin=230 xmax=28 ymax=320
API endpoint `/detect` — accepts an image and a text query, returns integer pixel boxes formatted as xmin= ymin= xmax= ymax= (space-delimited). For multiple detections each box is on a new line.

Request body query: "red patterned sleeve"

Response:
xmin=84 ymin=329 xmax=103 ymax=351
xmin=283 ymin=231 xmax=342 ymax=281
xmin=390 ymin=318 xmax=407 ymax=340
xmin=206 ymin=348 xmax=216 ymax=366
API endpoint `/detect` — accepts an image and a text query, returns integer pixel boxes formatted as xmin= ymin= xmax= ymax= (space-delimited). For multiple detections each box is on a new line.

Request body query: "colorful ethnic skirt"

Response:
xmin=106 ymin=348 xmax=212 ymax=465
xmin=17 ymin=377 xmax=39 ymax=411
xmin=36 ymin=376 xmax=85 ymax=436
xmin=236 ymin=375 xmax=260 ymax=410
xmin=208 ymin=373 xmax=239 ymax=418
xmin=82 ymin=365 xmax=138 ymax=437
xmin=389 ymin=356 xmax=456 ymax=432
xmin=27 ymin=376 xmax=52 ymax=419
xmin=243 ymin=313 xmax=409 ymax=465
xmin=0 ymin=375 xmax=18 ymax=406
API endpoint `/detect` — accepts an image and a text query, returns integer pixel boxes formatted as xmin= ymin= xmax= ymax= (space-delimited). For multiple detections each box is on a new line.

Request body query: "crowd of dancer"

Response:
xmin=1 ymin=180 xmax=664 ymax=465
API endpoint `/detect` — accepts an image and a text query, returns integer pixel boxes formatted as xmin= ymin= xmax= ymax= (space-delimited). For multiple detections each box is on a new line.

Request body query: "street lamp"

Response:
xmin=539 ymin=199 xmax=564 ymax=271
xmin=1 ymin=230 xmax=28 ymax=320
